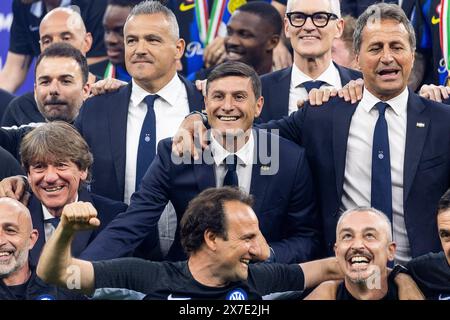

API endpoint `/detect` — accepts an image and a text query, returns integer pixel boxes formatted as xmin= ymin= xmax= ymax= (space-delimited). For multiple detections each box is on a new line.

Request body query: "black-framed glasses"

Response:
xmin=286 ymin=11 xmax=339 ymax=28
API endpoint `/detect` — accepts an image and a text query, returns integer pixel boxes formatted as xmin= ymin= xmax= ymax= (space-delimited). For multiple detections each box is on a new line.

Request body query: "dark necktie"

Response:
xmin=45 ymin=217 xmax=60 ymax=229
xmin=371 ymin=102 xmax=392 ymax=222
xmin=223 ymin=155 xmax=239 ymax=187
xmin=302 ymin=80 xmax=326 ymax=93
xmin=136 ymin=94 xmax=158 ymax=190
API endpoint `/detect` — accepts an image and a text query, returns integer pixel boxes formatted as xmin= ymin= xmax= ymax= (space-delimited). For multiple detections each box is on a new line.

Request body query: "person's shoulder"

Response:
xmin=90 ymin=193 xmax=128 ymax=211
xmin=408 ymin=251 xmax=446 ymax=269
xmin=305 ymin=280 xmax=340 ymax=300
xmin=414 ymin=92 xmax=450 ymax=114
xmin=261 ymin=67 xmax=292 ymax=82
xmin=83 ymin=83 xmax=131 ymax=107
xmin=7 ymin=91 xmax=35 ymax=108
xmin=334 ymin=62 xmax=363 ymax=80
xmin=254 ymin=127 xmax=306 ymax=154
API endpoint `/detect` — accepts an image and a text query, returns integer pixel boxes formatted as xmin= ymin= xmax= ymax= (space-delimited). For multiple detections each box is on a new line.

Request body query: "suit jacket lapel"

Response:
xmin=28 ymin=195 xmax=46 ymax=265
xmin=109 ymin=83 xmax=132 ymax=198
xmin=333 ymin=99 xmax=358 ymax=199
xmin=403 ymin=92 xmax=429 ymax=201
xmin=71 ymin=190 xmax=95 ymax=256
xmin=249 ymin=129 xmax=269 ymax=215
xmin=273 ymin=67 xmax=291 ymax=119
xmin=180 ymin=74 xmax=204 ymax=112
xmin=193 ymin=146 xmax=216 ymax=191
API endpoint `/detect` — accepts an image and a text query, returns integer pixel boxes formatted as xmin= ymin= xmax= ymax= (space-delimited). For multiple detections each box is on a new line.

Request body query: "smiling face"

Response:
xmin=225 ymin=11 xmax=275 ymax=70
xmin=214 ymin=201 xmax=261 ymax=282
xmin=205 ymin=76 xmax=263 ymax=140
xmin=124 ymin=13 xmax=184 ymax=92
xmin=356 ymin=19 xmax=414 ymax=101
xmin=438 ymin=210 xmax=450 ymax=265
xmin=335 ymin=210 xmax=396 ymax=284
xmin=34 ymin=56 xmax=89 ymax=122
xmin=103 ymin=5 xmax=131 ymax=66
xmin=285 ymin=0 xmax=343 ymax=61
xmin=28 ymin=159 xmax=88 ymax=218
xmin=0 ymin=200 xmax=38 ymax=279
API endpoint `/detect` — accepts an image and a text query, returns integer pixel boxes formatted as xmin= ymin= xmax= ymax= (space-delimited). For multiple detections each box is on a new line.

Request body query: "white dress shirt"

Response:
xmin=210 ymin=133 xmax=254 ymax=194
xmin=288 ymin=61 xmax=343 ymax=115
xmin=124 ymin=74 xmax=190 ymax=203
xmin=42 ymin=194 xmax=78 ymax=242
xmin=340 ymin=87 xmax=410 ymax=264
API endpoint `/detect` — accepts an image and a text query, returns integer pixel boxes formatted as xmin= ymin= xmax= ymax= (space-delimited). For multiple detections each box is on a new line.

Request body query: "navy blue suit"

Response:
xmin=75 ymin=75 xmax=204 ymax=202
xmin=81 ymin=129 xmax=321 ymax=263
xmin=259 ymin=63 xmax=362 ymax=122
xmin=260 ymin=91 xmax=450 ymax=257
xmin=28 ymin=188 xmax=127 ymax=266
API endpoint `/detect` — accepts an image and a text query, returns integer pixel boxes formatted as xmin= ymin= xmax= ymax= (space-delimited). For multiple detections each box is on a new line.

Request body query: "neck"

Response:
xmin=366 ymin=86 xmax=406 ymax=102
xmin=344 ymin=273 xmax=389 ymax=300
xmin=134 ymin=69 xmax=176 ymax=94
xmin=213 ymin=129 xmax=251 ymax=153
xmin=188 ymin=253 xmax=228 ymax=287
xmin=294 ymin=52 xmax=332 ymax=79
xmin=2 ymin=263 xmax=31 ymax=287
xmin=254 ymin=57 xmax=273 ymax=76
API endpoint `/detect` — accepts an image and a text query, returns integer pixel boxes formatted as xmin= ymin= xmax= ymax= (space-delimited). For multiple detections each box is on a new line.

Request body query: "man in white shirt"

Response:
xmin=259 ymin=0 xmax=362 ymax=122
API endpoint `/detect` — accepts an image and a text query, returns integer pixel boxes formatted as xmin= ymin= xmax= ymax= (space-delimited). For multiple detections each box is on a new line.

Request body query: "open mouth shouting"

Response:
xmin=377 ymin=67 xmax=401 ymax=80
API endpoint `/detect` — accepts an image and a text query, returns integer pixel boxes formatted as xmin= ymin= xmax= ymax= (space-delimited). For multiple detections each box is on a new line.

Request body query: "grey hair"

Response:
xmin=126 ymin=0 xmax=179 ymax=39
xmin=286 ymin=0 xmax=341 ymax=18
xmin=336 ymin=207 xmax=393 ymax=242
xmin=353 ymin=3 xmax=416 ymax=54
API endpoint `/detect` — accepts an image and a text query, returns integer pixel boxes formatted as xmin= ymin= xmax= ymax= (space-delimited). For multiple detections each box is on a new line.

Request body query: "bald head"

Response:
xmin=39 ymin=7 xmax=92 ymax=55
xmin=0 ymin=198 xmax=33 ymax=232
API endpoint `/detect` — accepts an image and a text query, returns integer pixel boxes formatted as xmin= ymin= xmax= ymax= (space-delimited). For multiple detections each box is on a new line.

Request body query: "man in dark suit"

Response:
xmin=75 ymin=1 xmax=203 ymax=203
xmin=20 ymin=122 xmax=127 ymax=265
xmin=259 ymin=0 xmax=362 ymax=122
xmin=175 ymin=3 xmax=450 ymax=265
xmin=81 ymin=61 xmax=321 ymax=264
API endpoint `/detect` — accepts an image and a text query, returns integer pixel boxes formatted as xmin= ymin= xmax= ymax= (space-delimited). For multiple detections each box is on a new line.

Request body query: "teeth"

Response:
xmin=0 ymin=252 xmax=11 ymax=257
xmin=218 ymin=116 xmax=238 ymax=121
xmin=240 ymin=259 xmax=250 ymax=265
xmin=351 ymin=256 xmax=369 ymax=264
xmin=44 ymin=186 xmax=64 ymax=192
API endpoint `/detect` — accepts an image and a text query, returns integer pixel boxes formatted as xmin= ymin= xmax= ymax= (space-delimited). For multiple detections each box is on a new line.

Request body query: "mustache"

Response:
xmin=44 ymin=97 xmax=68 ymax=106
xmin=345 ymin=248 xmax=373 ymax=261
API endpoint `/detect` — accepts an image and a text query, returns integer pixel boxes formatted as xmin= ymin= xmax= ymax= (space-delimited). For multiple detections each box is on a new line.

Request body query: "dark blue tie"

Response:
xmin=223 ymin=155 xmax=239 ymax=187
xmin=302 ymin=80 xmax=326 ymax=93
xmin=45 ymin=217 xmax=60 ymax=229
xmin=136 ymin=94 xmax=158 ymax=190
xmin=371 ymin=102 xmax=392 ymax=222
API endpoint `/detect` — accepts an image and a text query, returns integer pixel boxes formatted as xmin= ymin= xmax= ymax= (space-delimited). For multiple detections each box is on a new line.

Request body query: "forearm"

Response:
xmin=0 ymin=52 xmax=31 ymax=93
xmin=300 ymin=257 xmax=343 ymax=289
xmin=37 ymin=226 xmax=94 ymax=294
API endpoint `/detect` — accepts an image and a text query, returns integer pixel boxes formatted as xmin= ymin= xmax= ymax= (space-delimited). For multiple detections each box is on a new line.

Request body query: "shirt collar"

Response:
xmin=130 ymin=73 xmax=181 ymax=108
xmin=31 ymin=0 xmax=72 ymax=18
xmin=42 ymin=193 xmax=78 ymax=220
xmin=291 ymin=60 xmax=340 ymax=88
xmin=210 ymin=131 xmax=254 ymax=167
xmin=360 ymin=87 xmax=409 ymax=116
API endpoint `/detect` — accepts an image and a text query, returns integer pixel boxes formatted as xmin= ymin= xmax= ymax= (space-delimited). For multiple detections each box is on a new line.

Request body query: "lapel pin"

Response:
xmin=416 ymin=122 xmax=425 ymax=128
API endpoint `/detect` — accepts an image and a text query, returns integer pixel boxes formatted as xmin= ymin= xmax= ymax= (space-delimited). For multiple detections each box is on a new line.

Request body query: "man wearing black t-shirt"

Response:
xmin=0 ymin=0 xmax=107 ymax=93
xmin=37 ymin=187 xmax=343 ymax=300
xmin=306 ymin=207 xmax=407 ymax=300
xmin=0 ymin=198 xmax=85 ymax=300
xmin=407 ymin=190 xmax=450 ymax=300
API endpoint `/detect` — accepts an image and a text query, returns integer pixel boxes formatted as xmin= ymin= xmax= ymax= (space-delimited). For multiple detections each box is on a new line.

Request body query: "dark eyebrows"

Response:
xmin=439 ymin=228 xmax=450 ymax=237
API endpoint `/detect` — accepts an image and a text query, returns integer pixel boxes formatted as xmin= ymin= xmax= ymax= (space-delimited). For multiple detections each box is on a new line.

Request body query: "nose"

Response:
xmin=135 ymin=39 xmax=147 ymax=55
xmin=48 ymin=79 xmax=60 ymax=96
xmin=221 ymin=95 xmax=235 ymax=112
xmin=380 ymin=47 xmax=394 ymax=64
xmin=225 ymin=31 xmax=240 ymax=47
xmin=302 ymin=16 xmax=316 ymax=31
xmin=350 ymin=236 xmax=365 ymax=250
xmin=43 ymin=166 xmax=59 ymax=183
xmin=105 ymin=31 xmax=119 ymax=45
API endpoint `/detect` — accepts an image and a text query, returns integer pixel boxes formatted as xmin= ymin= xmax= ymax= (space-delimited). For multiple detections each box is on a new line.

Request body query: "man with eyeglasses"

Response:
xmin=258 ymin=0 xmax=362 ymax=122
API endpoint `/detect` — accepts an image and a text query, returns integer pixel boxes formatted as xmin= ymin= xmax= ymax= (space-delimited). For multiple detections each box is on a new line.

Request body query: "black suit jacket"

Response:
xmin=75 ymin=75 xmax=204 ymax=201
xmin=28 ymin=188 xmax=127 ymax=265
xmin=81 ymin=129 xmax=321 ymax=263
xmin=259 ymin=63 xmax=362 ymax=122
xmin=260 ymin=90 xmax=450 ymax=257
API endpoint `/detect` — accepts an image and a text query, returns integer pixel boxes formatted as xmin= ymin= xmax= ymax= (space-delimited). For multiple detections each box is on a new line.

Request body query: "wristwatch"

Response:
xmin=185 ymin=110 xmax=208 ymax=126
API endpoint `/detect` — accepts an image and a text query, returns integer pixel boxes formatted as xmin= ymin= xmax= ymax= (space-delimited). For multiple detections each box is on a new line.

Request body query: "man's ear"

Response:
xmin=266 ymin=34 xmax=280 ymax=51
xmin=204 ymin=229 xmax=217 ymax=251
xmin=82 ymin=83 xmax=91 ymax=100
xmin=83 ymin=32 xmax=93 ymax=55
xmin=29 ymin=229 xmax=39 ymax=250
xmin=387 ymin=242 xmax=397 ymax=261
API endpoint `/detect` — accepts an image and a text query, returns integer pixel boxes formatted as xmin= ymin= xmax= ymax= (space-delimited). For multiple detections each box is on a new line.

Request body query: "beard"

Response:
xmin=0 ymin=248 xmax=29 ymax=278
